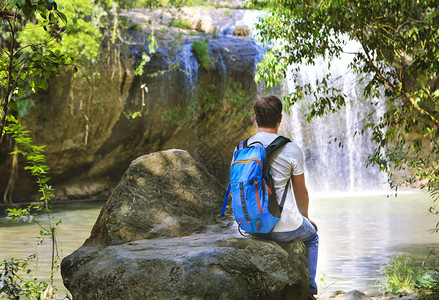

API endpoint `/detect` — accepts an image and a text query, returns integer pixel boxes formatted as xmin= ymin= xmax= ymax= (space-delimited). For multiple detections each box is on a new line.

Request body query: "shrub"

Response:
xmin=173 ymin=18 xmax=192 ymax=30
xmin=191 ymin=40 xmax=211 ymax=69
xmin=381 ymin=255 xmax=439 ymax=299
xmin=382 ymin=256 xmax=418 ymax=293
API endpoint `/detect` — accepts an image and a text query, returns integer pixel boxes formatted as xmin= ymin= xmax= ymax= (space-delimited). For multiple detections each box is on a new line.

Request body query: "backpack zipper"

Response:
xmin=255 ymin=181 xmax=262 ymax=213
xmin=263 ymin=181 xmax=272 ymax=195
xmin=231 ymin=159 xmax=263 ymax=169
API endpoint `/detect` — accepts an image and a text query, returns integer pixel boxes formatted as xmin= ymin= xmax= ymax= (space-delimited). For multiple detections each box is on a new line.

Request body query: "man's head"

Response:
xmin=254 ymin=95 xmax=283 ymax=129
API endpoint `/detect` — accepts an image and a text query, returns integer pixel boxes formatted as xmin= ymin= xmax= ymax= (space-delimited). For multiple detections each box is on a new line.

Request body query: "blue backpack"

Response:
xmin=221 ymin=136 xmax=291 ymax=234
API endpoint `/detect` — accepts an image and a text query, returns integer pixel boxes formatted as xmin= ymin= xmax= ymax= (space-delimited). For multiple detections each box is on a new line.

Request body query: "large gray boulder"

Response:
xmin=83 ymin=149 xmax=224 ymax=246
xmin=61 ymin=150 xmax=309 ymax=299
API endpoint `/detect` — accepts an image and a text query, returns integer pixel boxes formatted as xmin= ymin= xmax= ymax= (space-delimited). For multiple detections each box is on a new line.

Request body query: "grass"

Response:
xmin=381 ymin=255 xmax=439 ymax=299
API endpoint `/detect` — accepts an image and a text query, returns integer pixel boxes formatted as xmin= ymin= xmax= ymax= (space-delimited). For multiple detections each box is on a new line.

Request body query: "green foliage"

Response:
xmin=0 ymin=1 xmax=79 ymax=297
xmin=116 ymin=0 xmax=220 ymax=9
xmin=191 ymin=40 xmax=211 ymax=69
xmin=161 ymin=81 xmax=253 ymax=126
xmin=1 ymin=114 xmax=61 ymax=296
xmin=17 ymin=0 xmax=102 ymax=63
xmin=4 ymin=115 xmax=54 ymax=205
xmin=0 ymin=0 xmax=101 ymax=126
xmin=382 ymin=256 xmax=419 ymax=293
xmin=414 ymin=270 xmax=439 ymax=299
xmin=170 ymin=17 xmax=191 ymax=29
xmin=128 ymin=22 xmax=143 ymax=32
xmin=135 ymin=52 xmax=151 ymax=76
xmin=162 ymin=82 xmax=252 ymax=126
xmin=161 ymin=105 xmax=187 ymax=125
xmin=247 ymin=0 xmax=439 ymax=230
xmin=382 ymin=255 xmax=439 ymax=299
xmin=226 ymin=82 xmax=252 ymax=125
xmin=127 ymin=35 xmax=160 ymax=120
xmin=196 ymin=83 xmax=216 ymax=116
xmin=135 ymin=35 xmax=158 ymax=76
xmin=0 ymin=256 xmax=49 ymax=299
xmin=161 ymin=83 xmax=217 ymax=125
xmin=227 ymin=82 xmax=250 ymax=108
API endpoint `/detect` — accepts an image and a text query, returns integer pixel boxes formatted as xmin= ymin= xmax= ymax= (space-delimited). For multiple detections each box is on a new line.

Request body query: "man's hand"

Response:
xmin=308 ymin=219 xmax=318 ymax=232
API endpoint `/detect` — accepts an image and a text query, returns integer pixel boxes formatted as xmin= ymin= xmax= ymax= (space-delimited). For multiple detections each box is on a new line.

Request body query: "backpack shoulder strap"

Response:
xmin=236 ymin=138 xmax=249 ymax=150
xmin=263 ymin=136 xmax=291 ymax=175
xmin=265 ymin=136 xmax=291 ymax=156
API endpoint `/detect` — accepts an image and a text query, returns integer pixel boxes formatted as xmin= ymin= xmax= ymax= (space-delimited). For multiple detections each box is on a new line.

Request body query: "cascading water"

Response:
xmin=279 ymin=40 xmax=389 ymax=193
xmin=179 ymin=43 xmax=199 ymax=89
xmin=177 ymin=7 xmax=389 ymax=193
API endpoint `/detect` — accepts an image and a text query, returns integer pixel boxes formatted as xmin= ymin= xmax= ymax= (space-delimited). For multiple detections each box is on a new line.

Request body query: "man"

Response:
xmin=248 ymin=94 xmax=319 ymax=299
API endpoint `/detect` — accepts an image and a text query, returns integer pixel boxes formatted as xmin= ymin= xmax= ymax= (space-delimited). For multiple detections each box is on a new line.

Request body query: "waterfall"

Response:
xmin=279 ymin=40 xmax=389 ymax=193
xmin=178 ymin=8 xmax=389 ymax=193
xmin=178 ymin=43 xmax=199 ymax=91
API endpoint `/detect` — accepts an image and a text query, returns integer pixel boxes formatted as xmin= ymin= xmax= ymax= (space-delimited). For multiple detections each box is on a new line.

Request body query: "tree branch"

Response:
xmin=403 ymin=91 xmax=439 ymax=127
xmin=355 ymin=32 xmax=439 ymax=128
xmin=0 ymin=17 xmax=17 ymax=142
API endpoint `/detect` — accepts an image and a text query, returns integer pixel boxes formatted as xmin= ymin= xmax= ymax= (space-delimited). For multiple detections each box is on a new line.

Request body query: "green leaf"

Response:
xmin=55 ymin=10 xmax=67 ymax=23
xmin=9 ymin=0 xmax=17 ymax=9
xmin=17 ymin=88 xmax=24 ymax=98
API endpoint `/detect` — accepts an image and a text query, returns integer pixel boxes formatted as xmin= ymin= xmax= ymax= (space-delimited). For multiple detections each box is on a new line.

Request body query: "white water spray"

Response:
xmin=279 ymin=41 xmax=388 ymax=193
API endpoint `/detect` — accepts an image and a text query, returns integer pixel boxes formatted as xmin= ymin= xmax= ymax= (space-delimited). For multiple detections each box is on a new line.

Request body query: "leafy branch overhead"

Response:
xmin=0 ymin=0 xmax=97 ymax=140
xmin=0 ymin=0 xmax=103 ymax=297
xmin=248 ymin=0 xmax=439 ymax=197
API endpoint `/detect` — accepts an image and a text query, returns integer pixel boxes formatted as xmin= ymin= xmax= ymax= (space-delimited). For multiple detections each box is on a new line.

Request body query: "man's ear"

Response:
xmin=278 ymin=114 xmax=282 ymax=124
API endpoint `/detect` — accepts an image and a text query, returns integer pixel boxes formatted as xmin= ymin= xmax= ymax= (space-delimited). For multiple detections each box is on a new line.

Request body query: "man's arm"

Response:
xmin=291 ymin=174 xmax=318 ymax=231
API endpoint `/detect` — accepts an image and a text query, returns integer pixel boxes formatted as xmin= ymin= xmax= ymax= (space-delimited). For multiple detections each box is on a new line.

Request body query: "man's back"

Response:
xmin=247 ymin=132 xmax=305 ymax=232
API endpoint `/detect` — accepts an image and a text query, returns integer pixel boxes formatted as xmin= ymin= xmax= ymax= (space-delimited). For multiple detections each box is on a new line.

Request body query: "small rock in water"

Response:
xmin=233 ymin=25 xmax=249 ymax=36
xmin=335 ymin=290 xmax=372 ymax=300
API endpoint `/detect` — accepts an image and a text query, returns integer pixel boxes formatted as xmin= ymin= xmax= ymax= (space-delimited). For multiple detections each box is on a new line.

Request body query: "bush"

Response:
xmin=191 ymin=40 xmax=211 ymax=69
xmin=382 ymin=256 xmax=418 ymax=293
xmin=172 ymin=18 xmax=192 ymax=30
xmin=382 ymin=255 xmax=439 ymax=299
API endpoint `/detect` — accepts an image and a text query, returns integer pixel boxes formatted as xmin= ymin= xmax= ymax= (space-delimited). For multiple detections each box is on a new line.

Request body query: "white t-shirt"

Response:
xmin=247 ymin=132 xmax=305 ymax=232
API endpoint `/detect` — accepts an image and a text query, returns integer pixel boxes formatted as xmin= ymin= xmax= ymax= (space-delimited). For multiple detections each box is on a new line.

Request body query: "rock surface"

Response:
xmin=317 ymin=290 xmax=419 ymax=300
xmin=61 ymin=150 xmax=309 ymax=299
xmin=334 ymin=290 xmax=372 ymax=300
xmin=62 ymin=228 xmax=308 ymax=300
xmin=84 ymin=149 xmax=224 ymax=246
xmin=0 ymin=4 xmax=272 ymax=202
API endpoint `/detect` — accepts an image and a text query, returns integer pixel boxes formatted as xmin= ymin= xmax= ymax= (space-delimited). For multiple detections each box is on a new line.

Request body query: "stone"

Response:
xmin=61 ymin=150 xmax=309 ymax=299
xmin=233 ymin=25 xmax=250 ymax=36
xmin=335 ymin=290 xmax=372 ymax=300
xmin=83 ymin=149 xmax=225 ymax=246
xmin=62 ymin=228 xmax=308 ymax=300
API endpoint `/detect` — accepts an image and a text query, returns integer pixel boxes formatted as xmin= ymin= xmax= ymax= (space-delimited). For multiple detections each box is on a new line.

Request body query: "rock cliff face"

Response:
xmin=0 ymin=6 xmax=268 ymax=201
xmin=61 ymin=150 xmax=309 ymax=299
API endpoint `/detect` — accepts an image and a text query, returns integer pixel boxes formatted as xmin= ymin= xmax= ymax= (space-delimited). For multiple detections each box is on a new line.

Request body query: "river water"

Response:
xmin=0 ymin=192 xmax=437 ymax=297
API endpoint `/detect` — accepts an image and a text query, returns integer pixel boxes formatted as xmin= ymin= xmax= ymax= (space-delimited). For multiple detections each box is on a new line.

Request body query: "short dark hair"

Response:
xmin=254 ymin=95 xmax=283 ymax=128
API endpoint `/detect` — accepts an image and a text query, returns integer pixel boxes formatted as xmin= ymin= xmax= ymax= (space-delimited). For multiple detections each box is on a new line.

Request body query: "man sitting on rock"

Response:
xmin=246 ymin=94 xmax=319 ymax=299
